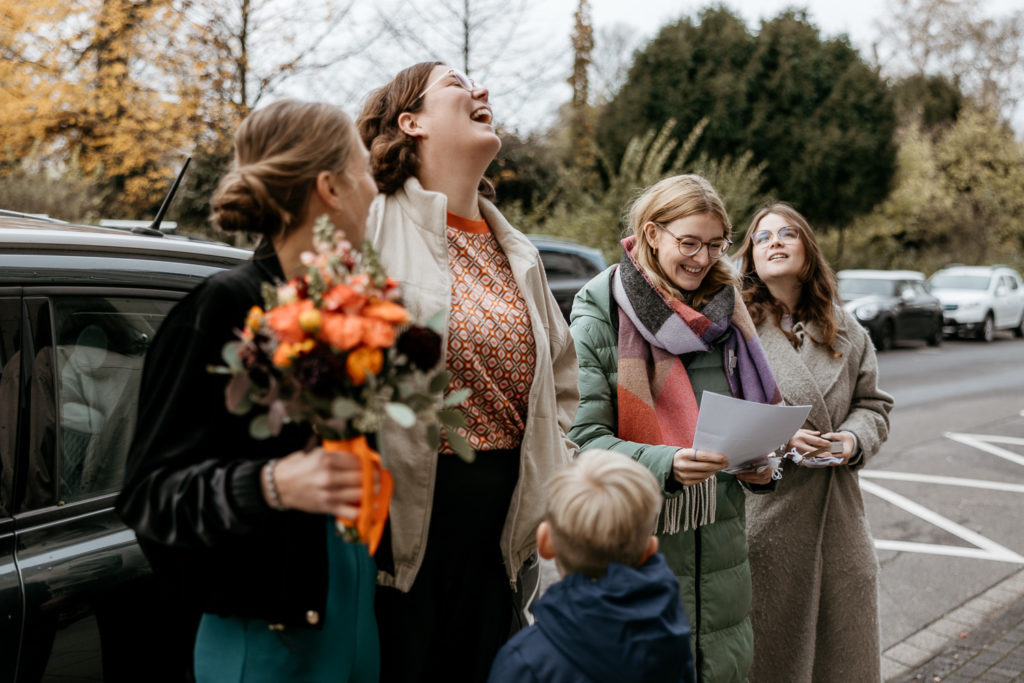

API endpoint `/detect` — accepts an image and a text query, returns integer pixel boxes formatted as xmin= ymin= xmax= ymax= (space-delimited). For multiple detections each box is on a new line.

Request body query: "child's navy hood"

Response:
xmin=533 ymin=553 xmax=693 ymax=682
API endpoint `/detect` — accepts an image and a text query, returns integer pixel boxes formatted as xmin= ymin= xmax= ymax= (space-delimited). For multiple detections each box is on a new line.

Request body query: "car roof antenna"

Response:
xmin=132 ymin=156 xmax=192 ymax=237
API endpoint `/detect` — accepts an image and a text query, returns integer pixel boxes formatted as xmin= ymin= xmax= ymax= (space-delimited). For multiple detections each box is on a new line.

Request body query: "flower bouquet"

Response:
xmin=211 ymin=216 xmax=471 ymax=554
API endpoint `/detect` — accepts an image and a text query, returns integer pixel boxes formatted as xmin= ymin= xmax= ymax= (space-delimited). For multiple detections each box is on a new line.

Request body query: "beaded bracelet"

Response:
xmin=263 ymin=458 xmax=285 ymax=511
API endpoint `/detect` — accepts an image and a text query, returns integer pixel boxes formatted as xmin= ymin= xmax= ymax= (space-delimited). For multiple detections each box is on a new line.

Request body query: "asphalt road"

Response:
xmin=864 ymin=332 xmax=1024 ymax=649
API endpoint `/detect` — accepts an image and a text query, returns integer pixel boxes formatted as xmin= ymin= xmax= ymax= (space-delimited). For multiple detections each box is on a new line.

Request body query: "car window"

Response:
xmin=838 ymin=278 xmax=895 ymax=297
xmin=911 ymin=282 xmax=929 ymax=296
xmin=929 ymin=273 xmax=991 ymax=290
xmin=0 ymin=298 xmax=19 ymax=517
xmin=51 ymin=297 xmax=174 ymax=504
xmin=540 ymin=251 xmax=594 ymax=279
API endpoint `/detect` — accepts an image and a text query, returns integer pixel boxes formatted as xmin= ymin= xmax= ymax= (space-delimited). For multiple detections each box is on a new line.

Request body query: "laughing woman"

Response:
xmin=568 ymin=174 xmax=781 ymax=682
xmin=356 ymin=63 xmax=578 ymax=683
xmin=737 ymin=202 xmax=893 ymax=683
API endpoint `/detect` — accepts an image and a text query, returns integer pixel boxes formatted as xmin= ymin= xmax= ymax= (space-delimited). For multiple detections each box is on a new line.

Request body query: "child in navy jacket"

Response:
xmin=487 ymin=449 xmax=695 ymax=683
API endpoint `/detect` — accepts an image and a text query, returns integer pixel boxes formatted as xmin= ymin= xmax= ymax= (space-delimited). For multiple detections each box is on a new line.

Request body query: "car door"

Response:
xmin=993 ymin=274 xmax=1021 ymax=329
xmin=0 ymin=294 xmax=22 ymax=683
xmin=12 ymin=289 xmax=185 ymax=682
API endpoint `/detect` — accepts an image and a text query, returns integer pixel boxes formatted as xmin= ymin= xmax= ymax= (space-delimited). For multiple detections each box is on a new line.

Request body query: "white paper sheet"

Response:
xmin=692 ymin=391 xmax=811 ymax=470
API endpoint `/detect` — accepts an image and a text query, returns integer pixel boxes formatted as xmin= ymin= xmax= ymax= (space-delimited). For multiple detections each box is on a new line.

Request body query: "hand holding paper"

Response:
xmin=692 ymin=391 xmax=811 ymax=471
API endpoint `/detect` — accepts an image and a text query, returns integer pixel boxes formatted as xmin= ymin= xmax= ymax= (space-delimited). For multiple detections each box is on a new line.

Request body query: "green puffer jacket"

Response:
xmin=568 ymin=267 xmax=754 ymax=683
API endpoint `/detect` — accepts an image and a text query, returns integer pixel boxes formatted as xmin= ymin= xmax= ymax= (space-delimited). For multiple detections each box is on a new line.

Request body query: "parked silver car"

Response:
xmin=928 ymin=265 xmax=1024 ymax=342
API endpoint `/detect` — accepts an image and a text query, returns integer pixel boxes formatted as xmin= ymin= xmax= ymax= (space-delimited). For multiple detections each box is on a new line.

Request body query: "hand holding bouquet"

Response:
xmin=212 ymin=216 xmax=470 ymax=553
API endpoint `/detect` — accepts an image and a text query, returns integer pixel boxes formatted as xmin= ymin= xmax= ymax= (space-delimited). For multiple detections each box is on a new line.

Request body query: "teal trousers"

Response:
xmin=194 ymin=519 xmax=379 ymax=682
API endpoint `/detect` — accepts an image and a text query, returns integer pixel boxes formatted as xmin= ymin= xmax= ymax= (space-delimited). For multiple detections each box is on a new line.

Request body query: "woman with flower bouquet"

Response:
xmin=357 ymin=63 xmax=579 ymax=683
xmin=116 ymin=100 xmax=386 ymax=682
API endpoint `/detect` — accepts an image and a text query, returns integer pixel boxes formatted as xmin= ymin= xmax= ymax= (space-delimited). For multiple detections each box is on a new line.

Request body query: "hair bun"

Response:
xmin=209 ymin=167 xmax=286 ymax=236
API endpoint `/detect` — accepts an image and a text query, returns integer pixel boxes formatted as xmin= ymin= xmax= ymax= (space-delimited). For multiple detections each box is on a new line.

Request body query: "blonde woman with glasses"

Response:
xmin=737 ymin=202 xmax=893 ymax=683
xmin=568 ymin=174 xmax=782 ymax=682
xmin=357 ymin=63 xmax=578 ymax=683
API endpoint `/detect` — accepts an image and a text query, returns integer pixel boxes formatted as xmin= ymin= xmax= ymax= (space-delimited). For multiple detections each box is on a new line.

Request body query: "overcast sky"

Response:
xmin=295 ymin=0 xmax=1021 ymax=134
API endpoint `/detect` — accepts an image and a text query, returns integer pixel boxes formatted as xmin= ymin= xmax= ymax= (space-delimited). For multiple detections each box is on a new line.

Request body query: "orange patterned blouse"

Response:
xmin=442 ymin=212 xmax=537 ymax=453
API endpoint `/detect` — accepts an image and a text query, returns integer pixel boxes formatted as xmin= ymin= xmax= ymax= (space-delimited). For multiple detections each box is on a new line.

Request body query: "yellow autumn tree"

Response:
xmin=2 ymin=0 xmax=365 ymax=223
xmin=1 ymin=0 xmax=197 ymax=216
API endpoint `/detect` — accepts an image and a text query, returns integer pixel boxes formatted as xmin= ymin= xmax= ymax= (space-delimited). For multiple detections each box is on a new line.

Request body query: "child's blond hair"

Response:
xmin=545 ymin=449 xmax=663 ymax=578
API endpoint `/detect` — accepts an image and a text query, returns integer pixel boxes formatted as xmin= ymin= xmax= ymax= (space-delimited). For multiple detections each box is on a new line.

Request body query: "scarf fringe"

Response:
xmin=661 ymin=474 xmax=717 ymax=534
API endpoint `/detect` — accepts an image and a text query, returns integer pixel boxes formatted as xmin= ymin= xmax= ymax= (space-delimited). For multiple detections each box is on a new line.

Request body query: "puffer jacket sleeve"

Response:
xmin=568 ymin=271 xmax=679 ymax=490
xmin=836 ymin=309 xmax=893 ymax=470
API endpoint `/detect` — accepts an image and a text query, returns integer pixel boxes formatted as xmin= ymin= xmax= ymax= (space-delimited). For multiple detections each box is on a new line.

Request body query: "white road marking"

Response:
xmin=944 ymin=432 xmax=1024 ymax=467
xmin=860 ymin=470 xmax=1024 ymax=493
xmin=860 ymin=479 xmax=1024 ymax=565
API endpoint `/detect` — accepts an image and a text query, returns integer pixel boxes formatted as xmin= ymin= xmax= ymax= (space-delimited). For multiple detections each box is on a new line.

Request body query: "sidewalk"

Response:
xmin=883 ymin=567 xmax=1024 ymax=681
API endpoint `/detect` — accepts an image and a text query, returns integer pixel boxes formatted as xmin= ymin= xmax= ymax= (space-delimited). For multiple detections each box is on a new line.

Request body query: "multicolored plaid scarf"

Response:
xmin=614 ymin=236 xmax=782 ymax=533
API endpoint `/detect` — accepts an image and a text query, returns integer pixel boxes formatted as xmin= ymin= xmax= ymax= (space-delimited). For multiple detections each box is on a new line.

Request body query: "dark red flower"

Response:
xmin=396 ymin=325 xmax=442 ymax=371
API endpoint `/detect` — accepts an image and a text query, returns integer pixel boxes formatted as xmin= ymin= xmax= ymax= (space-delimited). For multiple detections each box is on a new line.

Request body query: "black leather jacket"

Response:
xmin=116 ymin=242 xmax=329 ymax=629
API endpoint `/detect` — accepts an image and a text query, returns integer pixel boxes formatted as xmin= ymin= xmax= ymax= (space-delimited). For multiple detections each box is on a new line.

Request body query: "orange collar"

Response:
xmin=446 ymin=211 xmax=489 ymax=234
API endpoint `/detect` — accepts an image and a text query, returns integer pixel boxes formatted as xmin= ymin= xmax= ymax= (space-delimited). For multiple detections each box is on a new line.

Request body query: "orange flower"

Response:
xmin=273 ymin=342 xmax=295 ymax=367
xmin=346 ymin=346 xmax=384 ymax=385
xmin=266 ymin=300 xmax=313 ymax=345
xmin=362 ymin=318 xmax=396 ymax=349
xmin=245 ymin=305 xmax=264 ymax=333
xmin=363 ymin=300 xmax=409 ymax=324
xmin=323 ymin=284 xmax=367 ymax=313
xmin=320 ymin=313 xmax=364 ymax=351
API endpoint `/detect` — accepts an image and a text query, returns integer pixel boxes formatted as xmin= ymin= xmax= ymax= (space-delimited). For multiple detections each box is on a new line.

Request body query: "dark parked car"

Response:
xmin=528 ymin=235 xmax=607 ymax=321
xmin=0 ymin=211 xmax=248 ymax=681
xmin=837 ymin=269 xmax=944 ymax=351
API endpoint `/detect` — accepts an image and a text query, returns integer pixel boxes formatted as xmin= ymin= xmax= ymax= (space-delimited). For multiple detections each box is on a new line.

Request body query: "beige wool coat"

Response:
xmin=746 ymin=308 xmax=893 ymax=683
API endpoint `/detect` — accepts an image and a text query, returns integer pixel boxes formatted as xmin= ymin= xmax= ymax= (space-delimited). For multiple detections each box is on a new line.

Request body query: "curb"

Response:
xmin=882 ymin=567 xmax=1024 ymax=681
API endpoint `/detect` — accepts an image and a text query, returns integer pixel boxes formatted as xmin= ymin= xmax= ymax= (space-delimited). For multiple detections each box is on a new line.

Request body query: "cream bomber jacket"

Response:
xmin=365 ymin=177 xmax=579 ymax=592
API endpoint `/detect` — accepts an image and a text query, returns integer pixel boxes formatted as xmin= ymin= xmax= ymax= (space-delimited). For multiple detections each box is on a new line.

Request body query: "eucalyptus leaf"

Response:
xmin=426 ymin=423 xmax=441 ymax=450
xmin=445 ymin=428 xmax=475 ymax=463
xmin=444 ymin=387 xmax=471 ymax=407
xmin=225 ymin=373 xmax=252 ymax=414
xmin=332 ymin=397 xmax=360 ymax=418
xmin=437 ymin=408 xmax=467 ymax=429
xmin=268 ymin=400 xmax=287 ymax=436
xmin=249 ymin=414 xmax=271 ymax=440
xmin=384 ymin=402 xmax=417 ymax=428
xmin=429 ymin=369 xmax=452 ymax=394
xmin=424 ymin=308 xmax=447 ymax=334
xmin=221 ymin=341 xmax=243 ymax=370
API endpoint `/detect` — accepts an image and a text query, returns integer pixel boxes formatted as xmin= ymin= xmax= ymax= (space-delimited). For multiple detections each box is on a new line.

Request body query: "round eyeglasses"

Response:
xmin=654 ymin=223 xmax=732 ymax=259
xmin=419 ymin=67 xmax=477 ymax=99
xmin=751 ymin=226 xmax=800 ymax=247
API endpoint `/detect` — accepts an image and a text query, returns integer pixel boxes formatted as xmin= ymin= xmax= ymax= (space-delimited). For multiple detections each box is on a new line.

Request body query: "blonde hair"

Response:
xmin=545 ymin=449 xmax=663 ymax=578
xmin=210 ymin=99 xmax=358 ymax=237
xmin=627 ymin=174 xmax=737 ymax=306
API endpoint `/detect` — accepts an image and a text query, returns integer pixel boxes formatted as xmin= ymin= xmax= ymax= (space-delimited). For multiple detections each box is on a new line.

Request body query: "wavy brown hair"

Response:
xmin=357 ymin=61 xmax=495 ymax=199
xmin=210 ymin=99 xmax=356 ymax=238
xmin=627 ymin=174 xmax=737 ymax=307
xmin=737 ymin=202 xmax=841 ymax=356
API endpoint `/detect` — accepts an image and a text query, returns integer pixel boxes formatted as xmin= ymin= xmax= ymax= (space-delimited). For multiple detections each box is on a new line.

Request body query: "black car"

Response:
xmin=0 ymin=211 xmax=248 ymax=681
xmin=837 ymin=269 xmax=944 ymax=351
xmin=528 ymin=235 xmax=608 ymax=321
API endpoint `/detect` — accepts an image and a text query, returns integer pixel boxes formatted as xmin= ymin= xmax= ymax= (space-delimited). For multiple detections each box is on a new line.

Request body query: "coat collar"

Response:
xmin=757 ymin=311 xmax=852 ymax=432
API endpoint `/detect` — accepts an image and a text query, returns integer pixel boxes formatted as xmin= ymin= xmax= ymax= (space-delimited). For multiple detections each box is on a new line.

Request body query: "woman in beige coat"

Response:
xmin=736 ymin=202 xmax=893 ymax=683
xmin=357 ymin=62 xmax=578 ymax=683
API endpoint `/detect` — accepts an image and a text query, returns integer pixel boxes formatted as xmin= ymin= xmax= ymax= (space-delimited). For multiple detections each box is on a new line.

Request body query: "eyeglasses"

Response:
xmin=752 ymin=226 xmax=800 ymax=247
xmin=654 ymin=223 xmax=732 ymax=259
xmin=419 ymin=67 xmax=477 ymax=99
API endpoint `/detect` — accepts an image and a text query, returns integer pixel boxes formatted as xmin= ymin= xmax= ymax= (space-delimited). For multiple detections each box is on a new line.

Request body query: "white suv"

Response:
xmin=928 ymin=265 xmax=1024 ymax=341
